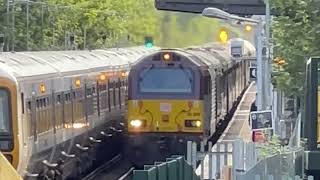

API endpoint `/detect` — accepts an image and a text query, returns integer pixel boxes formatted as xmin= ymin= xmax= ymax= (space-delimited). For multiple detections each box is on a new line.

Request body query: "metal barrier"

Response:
xmin=188 ymin=139 xmax=259 ymax=180
xmin=132 ymin=155 xmax=200 ymax=180
xmin=0 ymin=152 xmax=22 ymax=180
xmin=187 ymin=138 xmax=307 ymax=180
xmin=236 ymin=148 xmax=305 ymax=180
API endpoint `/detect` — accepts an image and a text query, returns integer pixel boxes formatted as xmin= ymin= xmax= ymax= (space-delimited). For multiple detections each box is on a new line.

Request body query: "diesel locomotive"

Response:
xmin=126 ymin=39 xmax=255 ymax=166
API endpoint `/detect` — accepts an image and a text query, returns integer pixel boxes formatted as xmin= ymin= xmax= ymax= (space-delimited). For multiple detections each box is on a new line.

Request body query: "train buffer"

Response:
xmin=0 ymin=152 xmax=22 ymax=180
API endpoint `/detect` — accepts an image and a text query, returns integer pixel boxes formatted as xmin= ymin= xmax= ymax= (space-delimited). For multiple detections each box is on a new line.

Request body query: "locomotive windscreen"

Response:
xmin=139 ymin=68 xmax=193 ymax=93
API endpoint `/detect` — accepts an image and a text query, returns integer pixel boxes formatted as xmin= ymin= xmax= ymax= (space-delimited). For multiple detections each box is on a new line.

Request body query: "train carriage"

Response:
xmin=126 ymin=39 xmax=255 ymax=166
xmin=0 ymin=47 xmax=157 ymax=179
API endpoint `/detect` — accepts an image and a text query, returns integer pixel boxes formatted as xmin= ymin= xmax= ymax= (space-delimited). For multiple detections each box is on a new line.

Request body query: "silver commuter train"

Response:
xmin=0 ymin=46 xmax=157 ymax=179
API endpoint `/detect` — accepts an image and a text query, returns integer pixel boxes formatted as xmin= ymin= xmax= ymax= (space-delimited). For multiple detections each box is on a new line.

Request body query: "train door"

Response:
xmin=0 ymin=77 xmax=19 ymax=168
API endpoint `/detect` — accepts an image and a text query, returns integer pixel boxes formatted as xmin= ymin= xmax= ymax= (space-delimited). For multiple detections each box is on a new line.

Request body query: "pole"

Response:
xmin=6 ymin=0 xmax=10 ymax=51
xmin=256 ymin=20 xmax=263 ymax=111
xmin=11 ymin=0 xmax=15 ymax=52
xmin=26 ymin=0 xmax=29 ymax=50
xmin=265 ymin=0 xmax=272 ymax=109
xmin=83 ymin=26 xmax=86 ymax=50
xmin=41 ymin=4 xmax=44 ymax=47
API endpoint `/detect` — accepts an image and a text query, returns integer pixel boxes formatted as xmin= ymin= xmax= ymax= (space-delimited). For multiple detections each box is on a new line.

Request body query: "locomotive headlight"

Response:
xmin=196 ymin=121 xmax=201 ymax=127
xmin=130 ymin=119 xmax=142 ymax=128
xmin=185 ymin=120 xmax=202 ymax=128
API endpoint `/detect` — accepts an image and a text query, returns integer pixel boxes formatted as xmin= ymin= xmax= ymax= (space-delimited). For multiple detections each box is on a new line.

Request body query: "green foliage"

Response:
xmin=0 ymin=0 xmax=252 ymax=51
xmin=258 ymin=136 xmax=288 ymax=158
xmin=270 ymin=0 xmax=320 ymax=96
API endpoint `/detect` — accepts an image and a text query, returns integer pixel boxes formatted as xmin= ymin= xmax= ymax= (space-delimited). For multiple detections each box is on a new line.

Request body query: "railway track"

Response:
xmin=118 ymin=167 xmax=134 ymax=180
xmin=81 ymin=154 xmax=134 ymax=180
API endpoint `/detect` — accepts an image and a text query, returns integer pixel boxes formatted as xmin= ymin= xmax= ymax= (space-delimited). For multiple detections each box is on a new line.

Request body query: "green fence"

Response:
xmin=132 ymin=155 xmax=200 ymax=180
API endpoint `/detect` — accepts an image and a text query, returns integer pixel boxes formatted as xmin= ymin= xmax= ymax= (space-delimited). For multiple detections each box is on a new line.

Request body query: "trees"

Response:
xmin=1 ymin=0 xmax=160 ymax=51
xmin=270 ymin=0 xmax=320 ymax=96
xmin=0 ymin=0 xmax=247 ymax=51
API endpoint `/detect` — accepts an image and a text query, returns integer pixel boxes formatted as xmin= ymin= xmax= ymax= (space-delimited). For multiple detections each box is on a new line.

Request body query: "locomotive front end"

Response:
xmin=126 ymin=51 xmax=205 ymax=166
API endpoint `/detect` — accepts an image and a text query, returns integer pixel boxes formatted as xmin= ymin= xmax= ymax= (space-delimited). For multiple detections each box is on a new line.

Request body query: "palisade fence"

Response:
xmin=187 ymin=138 xmax=308 ymax=180
xmin=132 ymin=155 xmax=201 ymax=180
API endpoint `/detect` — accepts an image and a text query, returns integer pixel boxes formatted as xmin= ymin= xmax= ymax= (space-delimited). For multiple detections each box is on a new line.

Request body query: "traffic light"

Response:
xmin=144 ymin=36 xmax=153 ymax=48
xmin=218 ymin=29 xmax=228 ymax=44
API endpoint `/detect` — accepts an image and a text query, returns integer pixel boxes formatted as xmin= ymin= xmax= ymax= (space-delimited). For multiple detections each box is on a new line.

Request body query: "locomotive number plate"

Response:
xmin=160 ymin=103 xmax=171 ymax=112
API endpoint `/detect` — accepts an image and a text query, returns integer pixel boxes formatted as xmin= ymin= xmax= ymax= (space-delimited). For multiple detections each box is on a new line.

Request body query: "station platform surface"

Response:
xmin=221 ymin=82 xmax=256 ymax=142
xmin=196 ymin=82 xmax=256 ymax=179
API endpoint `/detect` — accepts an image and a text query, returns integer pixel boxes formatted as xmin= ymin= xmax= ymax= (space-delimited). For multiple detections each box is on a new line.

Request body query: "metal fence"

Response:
xmin=187 ymin=138 xmax=309 ymax=180
xmin=132 ymin=155 xmax=200 ymax=180
xmin=236 ymin=148 xmax=304 ymax=180
xmin=187 ymin=139 xmax=260 ymax=180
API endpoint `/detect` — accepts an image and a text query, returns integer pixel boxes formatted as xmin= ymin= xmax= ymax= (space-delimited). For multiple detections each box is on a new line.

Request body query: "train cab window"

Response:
xmin=0 ymin=89 xmax=11 ymax=134
xmin=139 ymin=68 xmax=194 ymax=93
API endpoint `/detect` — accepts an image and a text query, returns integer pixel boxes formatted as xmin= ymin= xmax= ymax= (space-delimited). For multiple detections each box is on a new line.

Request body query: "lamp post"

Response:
xmin=202 ymin=7 xmax=267 ymax=111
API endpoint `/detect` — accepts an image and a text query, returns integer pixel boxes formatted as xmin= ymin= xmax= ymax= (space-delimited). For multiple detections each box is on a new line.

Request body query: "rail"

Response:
xmin=81 ymin=154 xmax=122 ymax=180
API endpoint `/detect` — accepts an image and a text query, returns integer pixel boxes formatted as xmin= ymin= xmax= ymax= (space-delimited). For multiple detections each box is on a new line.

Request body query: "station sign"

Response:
xmin=250 ymin=110 xmax=273 ymax=131
xmin=249 ymin=67 xmax=257 ymax=81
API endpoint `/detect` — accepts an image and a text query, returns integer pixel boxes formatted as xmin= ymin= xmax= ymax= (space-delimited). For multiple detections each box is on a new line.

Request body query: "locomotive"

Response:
xmin=126 ymin=39 xmax=255 ymax=166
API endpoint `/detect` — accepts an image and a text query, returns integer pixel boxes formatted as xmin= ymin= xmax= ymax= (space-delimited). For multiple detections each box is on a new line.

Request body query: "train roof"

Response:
xmin=0 ymin=47 xmax=158 ymax=80
xmin=133 ymin=38 xmax=255 ymax=74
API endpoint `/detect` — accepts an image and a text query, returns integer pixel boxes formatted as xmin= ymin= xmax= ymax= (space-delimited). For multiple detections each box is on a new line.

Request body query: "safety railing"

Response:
xmin=132 ymin=155 xmax=200 ymax=180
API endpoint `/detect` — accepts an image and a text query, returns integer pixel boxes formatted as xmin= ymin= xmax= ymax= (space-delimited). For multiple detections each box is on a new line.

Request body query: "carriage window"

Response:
xmin=57 ymin=95 xmax=61 ymax=103
xmin=27 ymin=101 xmax=31 ymax=110
xmin=87 ymin=88 xmax=92 ymax=96
xmin=65 ymin=93 xmax=70 ymax=102
xmin=0 ymin=89 xmax=11 ymax=134
xmin=40 ymin=99 xmax=44 ymax=108
xmin=21 ymin=93 xmax=24 ymax=114
xmin=139 ymin=68 xmax=194 ymax=93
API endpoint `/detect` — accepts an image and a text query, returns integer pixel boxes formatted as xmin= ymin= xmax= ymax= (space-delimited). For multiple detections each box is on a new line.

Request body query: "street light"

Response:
xmin=202 ymin=7 xmax=268 ymax=111
xmin=202 ymin=7 xmax=259 ymax=24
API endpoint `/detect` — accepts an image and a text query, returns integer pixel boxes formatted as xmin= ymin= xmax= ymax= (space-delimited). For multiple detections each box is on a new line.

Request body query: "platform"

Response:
xmin=221 ymin=82 xmax=256 ymax=142
xmin=196 ymin=82 xmax=256 ymax=179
